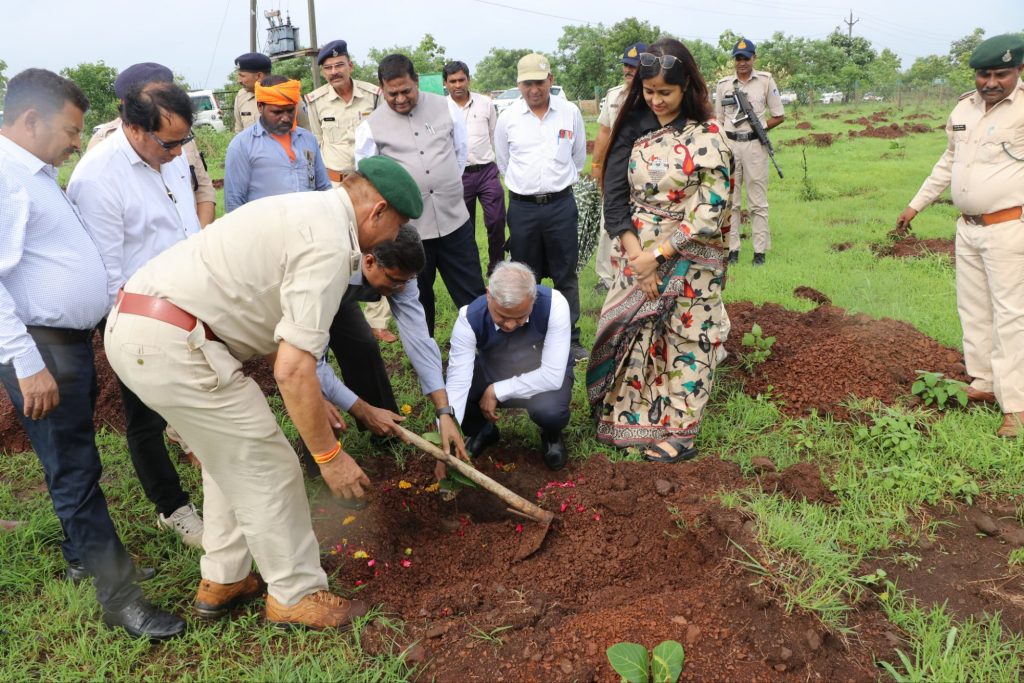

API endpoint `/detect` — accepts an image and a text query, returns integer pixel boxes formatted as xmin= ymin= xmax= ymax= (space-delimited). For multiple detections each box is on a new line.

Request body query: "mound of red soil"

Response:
xmin=831 ymin=242 xmax=854 ymax=252
xmin=872 ymin=236 xmax=955 ymax=261
xmin=820 ymin=113 xmax=839 ymax=119
xmin=788 ymin=133 xmax=836 ymax=147
xmin=722 ymin=300 xmax=967 ymax=417
xmin=0 ymin=332 xmax=279 ymax=453
xmin=795 ymin=121 xmax=813 ymax=130
xmin=869 ymin=111 xmax=890 ymax=122
xmin=313 ymin=451 xmax=893 ymax=681
xmin=848 ymin=123 xmax=936 ymax=140
xmin=903 ymin=113 xmax=932 ymax=120
xmin=844 ymin=116 xmax=871 ymax=125
xmin=793 ymin=286 xmax=832 ymax=306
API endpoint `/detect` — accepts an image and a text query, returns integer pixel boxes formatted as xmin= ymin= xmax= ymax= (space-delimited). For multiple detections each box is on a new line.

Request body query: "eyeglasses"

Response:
xmin=148 ymin=131 xmax=195 ymax=151
xmin=322 ymin=62 xmax=351 ymax=73
xmin=382 ymin=269 xmax=416 ymax=287
xmin=639 ymin=53 xmax=680 ymax=70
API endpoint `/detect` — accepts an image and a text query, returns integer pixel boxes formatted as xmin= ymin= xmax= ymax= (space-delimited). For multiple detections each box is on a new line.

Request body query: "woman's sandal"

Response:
xmin=643 ymin=439 xmax=698 ymax=464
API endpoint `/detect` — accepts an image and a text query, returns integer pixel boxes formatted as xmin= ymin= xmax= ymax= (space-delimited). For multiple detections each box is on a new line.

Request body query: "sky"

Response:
xmin=4 ymin=0 xmax=1023 ymax=90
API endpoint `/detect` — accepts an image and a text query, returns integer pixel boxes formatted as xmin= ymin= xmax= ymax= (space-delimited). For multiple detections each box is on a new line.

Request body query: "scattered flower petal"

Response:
xmin=353 ymin=550 xmax=368 ymax=559
xmin=398 ymin=480 xmax=413 ymax=489
xmin=400 ymin=559 xmax=412 ymax=568
xmin=593 ymin=514 xmax=602 ymax=521
xmin=424 ymin=482 xmax=440 ymax=493
xmin=515 ymin=523 xmax=523 ymax=534
xmin=342 ymin=515 xmax=356 ymax=526
xmin=400 ymin=404 xmax=413 ymax=415
xmin=367 ymin=559 xmax=376 ymax=567
xmin=355 ymin=580 xmax=364 ymax=586
xmin=404 ymin=547 xmax=413 ymax=556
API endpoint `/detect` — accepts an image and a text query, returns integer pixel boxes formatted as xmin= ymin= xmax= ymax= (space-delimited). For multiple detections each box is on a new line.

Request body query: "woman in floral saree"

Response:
xmin=586 ymin=38 xmax=733 ymax=463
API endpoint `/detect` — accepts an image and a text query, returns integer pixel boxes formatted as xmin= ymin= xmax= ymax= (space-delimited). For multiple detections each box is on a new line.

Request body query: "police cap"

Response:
xmin=357 ymin=156 xmax=423 ymax=220
xmin=235 ymin=52 xmax=272 ymax=73
xmin=318 ymin=40 xmax=350 ymax=66
xmin=732 ymin=38 xmax=756 ymax=58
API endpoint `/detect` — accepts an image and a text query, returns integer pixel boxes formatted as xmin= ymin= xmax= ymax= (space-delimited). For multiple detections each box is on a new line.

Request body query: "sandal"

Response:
xmin=643 ymin=439 xmax=698 ymax=464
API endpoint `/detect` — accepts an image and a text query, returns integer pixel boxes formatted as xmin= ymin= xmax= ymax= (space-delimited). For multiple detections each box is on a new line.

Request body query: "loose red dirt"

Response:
xmin=795 ymin=121 xmax=813 ymax=130
xmin=311 ymin=450 xmax=895 ymax=681
xmin=0 ymin=332 xmax=278 ymax=453
xmin=722 ymin=297 xmax=967 ymax=417
xmin=872 ymin=236 xmax=955 ymax=261
xmin=788 ymin=133 xmax=836 ymax=147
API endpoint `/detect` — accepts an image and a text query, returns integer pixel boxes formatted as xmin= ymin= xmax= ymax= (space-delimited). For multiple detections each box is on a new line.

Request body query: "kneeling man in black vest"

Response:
xmin=445 ymin=262 xmax=574 ymax=470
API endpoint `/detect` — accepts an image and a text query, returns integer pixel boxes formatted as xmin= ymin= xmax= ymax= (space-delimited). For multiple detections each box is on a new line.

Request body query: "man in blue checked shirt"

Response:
xmin=223 ymin=75 xmax=330 ymax=212
xmin=0 ymin=68 xmax=184 ymax=640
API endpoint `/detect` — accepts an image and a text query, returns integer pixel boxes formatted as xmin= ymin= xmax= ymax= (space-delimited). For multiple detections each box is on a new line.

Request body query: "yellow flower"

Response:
xmin=342 ymin=515 xmax=356 ymax=526
xmin=398 ymin=480 xmax=413 ymax=489
xmin=404 ymin=547 xmax=413 ymax=556
xmin=353 ymin=550 xmax=368 ymax=559
xmin=400 ymin=404 xmax=413 ymax=415
xmin=424 ymin=482 xmax=440 ymax=494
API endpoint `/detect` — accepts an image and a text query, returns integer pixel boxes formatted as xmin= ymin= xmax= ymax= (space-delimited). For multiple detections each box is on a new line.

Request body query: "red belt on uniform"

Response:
xmin=115 ymin=290 xmax=220 ymax=342
xmin=961 ymin=206 xmax=1023 ymax=226
xmin=327 ymin=169 xmax=347 ymax=183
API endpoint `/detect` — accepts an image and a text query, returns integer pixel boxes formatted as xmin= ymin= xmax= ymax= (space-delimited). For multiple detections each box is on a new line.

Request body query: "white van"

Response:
xmin=188 ymin=90 xmax=226 ymax=132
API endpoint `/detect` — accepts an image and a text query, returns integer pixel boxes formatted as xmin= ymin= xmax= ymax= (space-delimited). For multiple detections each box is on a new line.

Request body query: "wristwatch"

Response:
xmin=654 ymin=249 xmax=667 ymax=265
xmin=435 ymin=406 xmax=456 ymax=420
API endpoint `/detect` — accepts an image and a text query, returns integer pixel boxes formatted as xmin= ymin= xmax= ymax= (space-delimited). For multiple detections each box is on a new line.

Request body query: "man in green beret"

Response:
xmin=105 ymin=156 xmax=422 ymax=629
xmin=896 ymin=34 xmax=1024 ymax=438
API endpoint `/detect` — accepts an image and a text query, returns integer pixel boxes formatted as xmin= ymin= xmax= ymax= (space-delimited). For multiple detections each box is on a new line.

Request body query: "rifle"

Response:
xmin=722 ymin=87 xmax=783 ymax=179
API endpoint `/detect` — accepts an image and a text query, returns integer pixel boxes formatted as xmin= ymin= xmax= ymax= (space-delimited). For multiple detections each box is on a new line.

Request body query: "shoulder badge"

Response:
xmin=305 ymin=85 xmax=329 ymax=104
xmin=958 ymin=89 xmax=974 ymax=101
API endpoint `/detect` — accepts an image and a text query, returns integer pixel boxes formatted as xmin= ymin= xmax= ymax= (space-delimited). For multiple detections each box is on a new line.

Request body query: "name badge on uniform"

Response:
xmin=322 ymin=116 xmax=336 ymax=122
xmin=557 ymin=129 xmax=573 ymax=140
xmin=952 ymin=124 xmax=966 ymax=131
xmin=350 ymin=252 xmax=361 ymax=272
xmin=241 ymin=111 xmax=252 ymax=117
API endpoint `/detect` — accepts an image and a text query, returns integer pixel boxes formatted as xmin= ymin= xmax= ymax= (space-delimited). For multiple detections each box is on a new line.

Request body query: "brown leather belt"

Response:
xmin=327 ymin=169 xmax=347 ymax=183
xmin=962 ymin=206 xmax=1023 ymax=226
xmin=115 ymin=290 xmax=220 ymax=342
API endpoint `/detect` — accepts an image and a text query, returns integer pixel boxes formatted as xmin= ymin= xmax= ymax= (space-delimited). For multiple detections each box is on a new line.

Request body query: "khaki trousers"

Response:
xmin=728 ymin=138 xmax=771 ymax=254
xmin=363 ymin=298 xmax=392 ymax=330
xmin=594 ymin=210 xmax=619 ymax=287
xmin=104 ymin=310 xmax=327 ymax=605
xmin=956 ymin=217 xmax=1024 ymax=412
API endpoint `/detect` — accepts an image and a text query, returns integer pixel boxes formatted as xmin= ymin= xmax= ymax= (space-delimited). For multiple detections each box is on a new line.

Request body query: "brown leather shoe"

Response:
xmin=997 ymin=412 xmax=1024 ymax=438
xmin=372 ymin=327 xmax=398 ymax=343
xmin=194 ymin=573 xmax=266 ymax=619
xmin=265 ymin=590 xmax=368 ymax=630
xmin=966 ymin=386 xmax=996 ymax=404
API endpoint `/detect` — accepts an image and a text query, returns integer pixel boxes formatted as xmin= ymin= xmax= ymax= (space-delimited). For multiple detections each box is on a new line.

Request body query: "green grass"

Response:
xmin=9 ymin=98 xmax=1024 ymax=680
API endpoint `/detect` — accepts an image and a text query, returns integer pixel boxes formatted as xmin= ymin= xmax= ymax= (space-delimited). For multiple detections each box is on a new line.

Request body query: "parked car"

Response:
xmin=493 ymin=85 xmax=566 ymax=116
xmin=779 ymin=91 xmax=798 ymax=105
xmin=862 ymin=92 xmax=884 ymax=102
xmin=819 ymin=91 xmax=845 ymax=104
xmin=188 ymin=90 xmax=227 ymax=132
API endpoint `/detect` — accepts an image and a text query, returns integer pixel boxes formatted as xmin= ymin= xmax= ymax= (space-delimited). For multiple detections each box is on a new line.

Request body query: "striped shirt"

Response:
xmin=0 ymin=134 xmax=109 ymax=378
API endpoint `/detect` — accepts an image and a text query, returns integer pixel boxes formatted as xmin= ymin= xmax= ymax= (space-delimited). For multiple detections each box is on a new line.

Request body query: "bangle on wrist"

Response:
xmin=313 ymin=440 xmax=342 ymax=465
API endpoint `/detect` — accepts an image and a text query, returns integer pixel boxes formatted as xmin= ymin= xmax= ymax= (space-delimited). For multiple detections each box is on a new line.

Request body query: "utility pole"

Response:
xmin=308 ymin=0 xmax=320 ymax=87
xmin=249 ymin=0 xmax=258 ymax=52
xmin=843 ymin=9 xmax=859 ymax=39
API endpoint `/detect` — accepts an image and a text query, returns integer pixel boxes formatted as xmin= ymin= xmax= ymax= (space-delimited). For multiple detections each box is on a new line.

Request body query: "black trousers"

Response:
xmin=507 ymin=193 xmax=581 ymax=343
xmin=419 ymin=217 xmax=486 ymax=335
xmin=328 ymin=297 xmax=397 ymax=413
xmin=462 ymin=358 xmax=573 ymax=439
xmin=0 ymin=337 xmax=140 ymax=610
xmin=117 ymin=379 xmax=190 ymax=517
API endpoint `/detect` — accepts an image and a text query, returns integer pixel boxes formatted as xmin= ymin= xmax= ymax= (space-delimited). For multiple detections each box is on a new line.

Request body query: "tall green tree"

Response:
xmin=553 ymin=17 xmax=662 ymax=99
xmin=0 ymin=59 xmax=8 ymax=103
xmin=472 ymin=47 xmax=535 ymax=93
xmin=60 ymin=61 xmax=118 ymax=131
xmin=368 ymin=34 xmax=448 ymax=75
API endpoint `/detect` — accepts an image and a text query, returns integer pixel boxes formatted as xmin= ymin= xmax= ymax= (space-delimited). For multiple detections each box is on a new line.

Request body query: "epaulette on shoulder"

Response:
xmin=958 ymin=89 xmax=974 ymax=101
xmin=305 ymin=86 xmax=329 ymax=104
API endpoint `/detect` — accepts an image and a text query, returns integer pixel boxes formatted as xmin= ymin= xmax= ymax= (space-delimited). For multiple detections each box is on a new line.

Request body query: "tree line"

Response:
xmin=3 ymin=24 xmax=1021 ymax=131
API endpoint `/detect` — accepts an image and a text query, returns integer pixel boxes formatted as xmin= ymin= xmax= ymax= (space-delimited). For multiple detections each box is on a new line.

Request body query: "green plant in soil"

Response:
xmin=739 ymin=322 xmax=776 ymax=374
xmin=911 ymin=370 xmax=967 ymax=410
xmin=606 ymin=640 xmax=685 ymax=683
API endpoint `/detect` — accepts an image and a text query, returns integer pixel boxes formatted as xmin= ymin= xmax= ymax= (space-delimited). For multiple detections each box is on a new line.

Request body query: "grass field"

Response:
xmin=8 ymin=99 xmax=1024 ymax=680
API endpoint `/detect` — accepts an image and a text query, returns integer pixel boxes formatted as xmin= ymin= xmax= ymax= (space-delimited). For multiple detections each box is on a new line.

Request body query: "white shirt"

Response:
xmin=494 ymin=96 xmax=586 ymax=195
xmin=450 ymin=92 xmax=497 ymax=166
xmin=445 ymin=289 xmax=571 ymax=424
xmin=69 ymin=127 xmax=201 ymax=306
xmin=353 ymin=98 xmax=469 ymax=173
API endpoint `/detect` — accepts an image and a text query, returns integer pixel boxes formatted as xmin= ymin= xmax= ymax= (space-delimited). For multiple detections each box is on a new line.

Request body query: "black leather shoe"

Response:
xmin=103 ymin=598 xmax=186 ymax=640
xmin=67 ymin=563 xmax=157 ymax=585
xmin=570 ymin=343 xmax=590 ymax=363
xmin=752 ymin=252 xmax=766 ymax=266
xmin=728 ymin=250 xmax=739 ymax=264
xmin=542 ymin=431 xmax=568 ymax=470
xmin=465 ymin=422 xmax=500 ymax=459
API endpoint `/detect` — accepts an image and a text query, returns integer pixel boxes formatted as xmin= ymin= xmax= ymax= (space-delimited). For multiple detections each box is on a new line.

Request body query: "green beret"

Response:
xmin=356 ymin=156 xmax=423 ymax=220
xmin=969 ymin=34 xmax=1024 ymax=69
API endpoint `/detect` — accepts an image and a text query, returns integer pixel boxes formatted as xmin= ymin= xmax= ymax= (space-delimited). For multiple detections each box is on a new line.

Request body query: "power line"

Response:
xmin=204 ymin=0 xmax=235 ymax=88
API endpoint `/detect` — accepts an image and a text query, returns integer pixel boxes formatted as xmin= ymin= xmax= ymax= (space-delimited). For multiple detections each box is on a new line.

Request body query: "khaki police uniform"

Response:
xmin=105 ymin=188 xmax=361 ymax=606
xmin=87 ymin=118 xmax=216 ymax=210
xmin=594 ymin=83 xmax=628 ymax=287
xmin=306 ymin=78 xmax=389 ymax=329
xmin=907 ymin=81 xmax=1024 ymax=412
xmin=714 ymin=70 xmax=784 ymax=255
xmin=234 ymin=88 xmax=259 ymax=133
xmin=305 ymin=78 xmax=380 ymax=183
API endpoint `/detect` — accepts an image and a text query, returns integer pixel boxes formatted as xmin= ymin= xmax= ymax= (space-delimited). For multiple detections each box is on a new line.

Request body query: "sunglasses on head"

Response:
xmin=638 ymin=53 xmax=680 ymax=70
xmin=148 ymin=131 xmax=195 ymax=151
